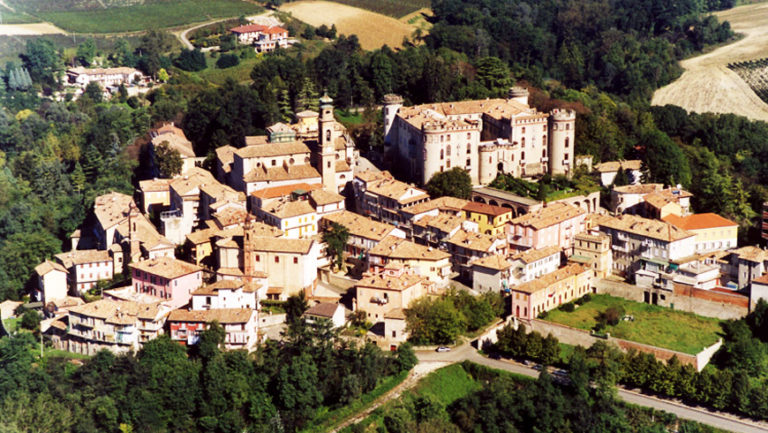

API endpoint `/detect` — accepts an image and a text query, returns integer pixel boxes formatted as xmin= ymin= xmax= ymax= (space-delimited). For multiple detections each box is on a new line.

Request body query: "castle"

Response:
xmin=383 ymin=87 xmax=576 ymax=186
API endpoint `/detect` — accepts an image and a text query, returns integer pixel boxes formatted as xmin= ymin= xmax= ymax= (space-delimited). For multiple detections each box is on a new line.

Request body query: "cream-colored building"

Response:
xmin=35 ymin=260 xmax=69 ymax=303
xmin=320 ymin=211 xmax=406 ymax=257
xmin=510 ymin=264 xmax=593 ymax=320
xmin=571 ymin=232 xmax=612 ymax=278
xmin=352 ymin=170 xmax=430 ymax=226
xmin=594 ymin=160 xmax=642 ymax=186
xmin=55 ymin=250 xmax=113 ymax=295
xmin=258 ymin=199 xmax=317 ymax=239
xmin=368 ymin=235 xmax=452 ymax=287
xmin=139 ymin=178 xmax=172 ymax=214
xmin=446 ymin=229 xmax=508 ymax=280
xmin=355 ymin=267 xmax=425 ymax=322
xmin=663 ymin=213 xmax=737 ymax=253
xmin=383 ymin=87 xmax=576 ymax=186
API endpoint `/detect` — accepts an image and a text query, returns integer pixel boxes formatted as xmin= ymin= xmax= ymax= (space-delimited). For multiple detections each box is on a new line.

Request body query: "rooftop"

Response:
xmin=130 ymin=257 xmax=202 ymax=280
xmin=463 ymin=201 xmax=512 ymax=217
xmin=447 ymin=229 xmax=502 ymax=252
xmin=662 ymin=213 xmax=738 ymax=231
xmin=55 ymin=250 xmax=110 ymax=268
xmin=471 ymin=254 xmax=512 ymax=271
xmin=261 ymin=199 xmax=316 ymax=219
xmin=69 ymin=299 xmax=166 ymax=322
xmin=139 ymin=178 xmax=172 ymax=193
xmin=510 ymin=202 xmax=584 ymax=230
xmin=510 ymin=245 xmax=562 ymax=264
xmin=192 ymin=279 xmax=258 ymax=296
xmin=35 ymin=260 xmax=68 ymax=276
xmin=732 ymin=246 xmax=768 ymax=263
xmin=594 ymin=160 xmax=642 ymax=173
xmin=243 ymin=164 xmax=321 ymax=183
xmin=250 ymin=183 xmax=322 ymax=200
xmin=356 ymin=273 xmax=424 ymax=291
xmin=170 ymin=167 xmax=217 ymax=197
xmin=304 ymin=302 xmax=342 ymax=318
xmin=322 ymin=211 xmax=397 ymax=241
xmin=613 ymin=183 xmax=663 ymax=195
xmin=168 ymin=308 xmax=255 ymax=324
xmin=93 ymin=191 xmax=138 ymax=230
xmin=510 ymin=264 xmax=590 ymax=294
xmin=236 ymin=141 xmax=310 ymax=159
xmin=592 ymin=213 xmax=695 ymax=243
xmin=402 ymin=196 xmax=470 ymax=215
xmin=413 ymin=213 xmax=466 ymax=234
xmin=309 ymin=189 xmax=345 ymax=206
xmin=369 ymin=236 xmax=450 ymax=261
xmin=250 ymin=236 xmax=314 ymax=254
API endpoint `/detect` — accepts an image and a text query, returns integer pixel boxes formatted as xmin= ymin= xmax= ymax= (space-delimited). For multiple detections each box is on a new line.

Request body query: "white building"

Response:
xmin=303 ymin=302 xmax=346 ymax=328
xmin=594 ymin=160 xmax=642 ymax=186
xmin=55 ymin=250 xmax=113 ymax=295
xmin=191 ymin=280 xmax=260 ymax=311
xmin=383 ymin=87 xmax=576 ymax=186
xmin=34 ymin=260 xmax=69 ymax=303
xmin=66 ymin=66 xmax=144 ymax=88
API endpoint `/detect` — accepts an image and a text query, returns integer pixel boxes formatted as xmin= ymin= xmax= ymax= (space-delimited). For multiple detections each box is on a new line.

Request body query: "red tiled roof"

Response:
xmin=230 ymin=24 xmax=267 ymax=34
xmin=463 ymin=201 xmax=511 ymax=217
xmin=662 ymin=213 xmax=738 ymax=231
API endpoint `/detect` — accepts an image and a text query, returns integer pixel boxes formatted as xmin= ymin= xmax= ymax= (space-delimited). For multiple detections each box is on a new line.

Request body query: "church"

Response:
xmin=383 ymin=87 xmax=576 ymax=186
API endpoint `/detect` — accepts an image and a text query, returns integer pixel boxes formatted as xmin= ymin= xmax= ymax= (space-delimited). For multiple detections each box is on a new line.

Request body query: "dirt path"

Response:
xmin=652 ymin=3 xmax=768 ymax=121
xmin=329 ymin=362 xmax=446 ymax=432
xmin=174 ymin=11 xmax=273 ymax=50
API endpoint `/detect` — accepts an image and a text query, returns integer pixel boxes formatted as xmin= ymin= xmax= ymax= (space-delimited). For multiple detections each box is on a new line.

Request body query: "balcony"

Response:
xmin=370 ymin=296 xmax=389 ymax=305
xmin=160 ymin=209 xmax=182 ymax=221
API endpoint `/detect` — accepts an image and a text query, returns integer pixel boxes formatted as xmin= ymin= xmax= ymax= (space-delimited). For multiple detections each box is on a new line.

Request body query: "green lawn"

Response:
xmin=35 ymin=0 xmax=263 ymax=33
xmin=2 ymin=317 xmax=21 ymax=333
xmin=0 ymin=10 xmax=41 ymax=24
xmin=195 ymin=55 xmax=262 ymax=85
xmin=410 ymin=363 xmax=482 ymax=406
xmin=334 ymin=109 xmax=364 ymax=126
xmin=300 ymin=370 xmax=409 ymax=433
xmin=545 ymin=294 xmax=723 ymax=355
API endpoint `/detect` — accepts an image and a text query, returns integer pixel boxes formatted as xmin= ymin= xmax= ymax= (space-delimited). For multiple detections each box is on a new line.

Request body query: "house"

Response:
xmin=249 ymin=183 xmax=322 ymax=210
xmin=92 ymin=192 xmax=139 ymax=249
xmin=662 ymin=213 xmax=738 ymax=253
xmin=217 ymin=235 xmax=319 ymax=299
xmin=150 ymin=122 xmax=204 ymax=175
xmin=383 ymin=88 xmax=576 ymax=186
xmin=367 ymin=235 xmax=452 ymax=287
xmin=230 ymin=24 xmax=290 ymax=52
xmin=130 ymin=257 xmax=203 ymax=308
xmin=66 ymin=66 xmax=143 ymax=88
xmin=508 ymin=245 xmax=562 ymax=286
xmin=724 ymin=246 xmax=768 ymax=289
xmin=571 ymin=232 xmax=612 ymax=278
xmin=643 ymin=187 xmax=693 ymax=219
xmin=355 ymin=266 xmax=425 ymax=323
xmin=412 ymin=214 xmax=477 ymax=248
xmin=510 ymin=264 xmax=593 ymax=320
xmin=507 ymin=202 xmax=586 ymax=251
xmin=114 ymin=212 xmax=176 ymax=262
xmin=309 ymin=189 xmax=345 ymax=217
xmin=351 ymin=170 xmax=430 ymax=226
xmin=384 ymin=308 xmax=408 ymax=348
xmin=67 ymin=299 xmax=170 ymax=355
xmin=191 ymin=279 xmax=261 ymax=310
xmin=55 ymin=250 xmax=113 ymax=295
xmin=400 ymin=196 xmax=470 ymax=222
xmin=471 ymin=255 xmax=513 ymax=294
xmin=215 ymin=145 xmax=237 ymax=184
xmin=257 ymin=198 xmax=317 ymax=239
xmin=751 ymin=274 xmax=768 ymax=309
xmin=590 ymin=214 xmax=697 ymax=278
xmin=162 ymin=167 xmax=217 ymax=244
xmin=610 ymin=183 xmax=663 ymax=215
xmin=230 ymin=24 xmax=268 ymax=44
xmin=446 ymin=229 xmax=508 ymax=280
xmin=167 ymin=308 xmax=258 ymax=351
xmin=320 ymin=211 xmax=406 ymax=258
xmin=303 ymin=302 xmax=346 ymax=328
xmin=199 ymin=181 xmax=246 ymax=223
xmin=185 ymin=228 xmax=216 ymax=266
xmin=462 ymin=201 xmax=513 ymax=236
xmin=34 ymin=260 xmax=69 ymax=304
xmin=139 ymin=178 xmax=172 ymax=214
xmin=594 ymin=160 xmax=642 ymax=186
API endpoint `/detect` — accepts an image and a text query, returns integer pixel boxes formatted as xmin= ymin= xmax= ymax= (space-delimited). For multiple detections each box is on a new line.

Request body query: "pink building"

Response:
xmin=507 ymin=202 xmax=585 ymax=253
xmin=130 ymin=257 xmax=203 ymax=308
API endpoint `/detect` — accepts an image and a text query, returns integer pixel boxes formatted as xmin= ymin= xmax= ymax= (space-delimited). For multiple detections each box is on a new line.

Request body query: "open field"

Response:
xmin=545 ymin=294 xmax=722 ymax=355
xmin=280 ymin=0 xmax=420 ymax=50
xmin=0 ymin=10 xmax=41 ymax=24
xmin=652 ymin=2 xmax=768 ymax=121
xmin=35 ymin=0 xmax=262 ymax=33
xmin=325 ymin=0 xmax=430 ymax=18
xmin=0 ymin=22 xmax=64 ymax=35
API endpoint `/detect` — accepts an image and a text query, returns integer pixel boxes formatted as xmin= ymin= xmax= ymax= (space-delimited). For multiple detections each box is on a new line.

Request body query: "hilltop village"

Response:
xmin=13 ymin=86 xmax=760 ymax=362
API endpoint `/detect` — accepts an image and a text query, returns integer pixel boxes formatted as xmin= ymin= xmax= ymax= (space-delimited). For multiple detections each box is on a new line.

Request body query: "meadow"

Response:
xmin=327 ymin=0 xmax=430 ymax=18
xmin=35 ymin=0 xmax=263 ymax=33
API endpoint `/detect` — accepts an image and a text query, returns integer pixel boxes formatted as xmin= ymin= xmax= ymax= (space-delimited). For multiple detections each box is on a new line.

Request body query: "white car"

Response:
xmin=435 ymin=346 xmax=451 ymax=352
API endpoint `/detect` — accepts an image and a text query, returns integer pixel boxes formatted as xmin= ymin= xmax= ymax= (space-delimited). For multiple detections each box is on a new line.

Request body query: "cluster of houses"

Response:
xmin=63 ymin=66 xmax=150 ymax=100
xmin=24 ymin=90 xmax=768 ymax=356
xmin=229 ymin=23 xmax=293 ymax=53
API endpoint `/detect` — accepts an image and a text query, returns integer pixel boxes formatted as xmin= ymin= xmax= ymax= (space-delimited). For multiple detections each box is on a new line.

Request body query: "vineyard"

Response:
xmin=327 ymin=0 xmax=430 ymax=18
xmin=728 ymin=58 xmax=768 ymax=104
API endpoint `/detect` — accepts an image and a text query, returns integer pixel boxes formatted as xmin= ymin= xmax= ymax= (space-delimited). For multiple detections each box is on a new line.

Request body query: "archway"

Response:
xmin=489 ymin=200 xmax=499 ymax=206
xmin=474 ymin=196 xmax=486 ymax=203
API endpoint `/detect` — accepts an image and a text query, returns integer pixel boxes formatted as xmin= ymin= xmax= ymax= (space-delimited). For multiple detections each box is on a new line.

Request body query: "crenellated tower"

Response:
xmin=548 ymin=108 xmax=576 ymax=176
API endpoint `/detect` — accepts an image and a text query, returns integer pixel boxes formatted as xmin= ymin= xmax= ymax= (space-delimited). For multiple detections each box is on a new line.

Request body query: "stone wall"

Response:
xmin=258 ymin=313 xmax=286 ymax=327
xmin=596 ymin=278 xmax=748 ymax=320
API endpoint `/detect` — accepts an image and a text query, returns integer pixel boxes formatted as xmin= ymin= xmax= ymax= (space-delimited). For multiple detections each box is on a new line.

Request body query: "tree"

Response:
xmin=157 ymin=68 xmax=169 ymax=83
xmin=405 ymin=296 xmax=467 ymax=345
xmin=425 ymin=168 xmax=472 ymax=199
xmin=276 ymin=352 xmax=322 ymax=430
xmin=76 ymin=38 xmax=97 ymax=66
xmin=83 ymin=81 xmax=103 ymax=103
xmin=216 ymin=54 xmax=240 ymax=69
xmin=474 ymin=56 xmax=513 ymax=97
xmin=174 ymin=48 xmax=207 ymax=72
xmin=322 ymin=222 xmax=349 ymax=271
xmin=154 ymin=141 xmax=182 ymax=178
xmin=21 ymin=39 xmax=62 ymax=86
xmin=296 ymin=77 xmax=319 ymax=112
xmin=285 ymin=290 xmax=309 ymax=325
xmin=20 ymin=310 xmax=40 ymax=331
xmin=612 ymin=166 xmax=630 ymax=186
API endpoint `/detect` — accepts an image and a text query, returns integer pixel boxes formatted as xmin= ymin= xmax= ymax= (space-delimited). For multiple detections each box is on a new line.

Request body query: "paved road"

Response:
xmin=416 ymin=345 xmax=768 ymax=433
xmin=176 ymin=18 xmax=231 ymax=50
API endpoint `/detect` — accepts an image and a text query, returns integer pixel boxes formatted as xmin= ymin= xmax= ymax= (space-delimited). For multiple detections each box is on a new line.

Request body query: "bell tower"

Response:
xmin=319 ymin=92 xmax=336 ymax=192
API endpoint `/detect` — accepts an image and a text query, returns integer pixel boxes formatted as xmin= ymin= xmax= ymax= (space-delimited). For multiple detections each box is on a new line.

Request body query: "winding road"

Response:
xmin=416 ymin=343 xmax=768 ymax=433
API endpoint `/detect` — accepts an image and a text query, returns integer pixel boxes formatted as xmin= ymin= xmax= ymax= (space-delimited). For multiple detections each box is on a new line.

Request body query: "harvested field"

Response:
xmin=280 ymin=0 xmax=419 ymax=50
xmin=323 ymin=0 xmax=429 ymax=18
xmin=0 ymin=22 xmax=64 ymax=35
xmin=652 ymin=3 xmax=768 ymax=121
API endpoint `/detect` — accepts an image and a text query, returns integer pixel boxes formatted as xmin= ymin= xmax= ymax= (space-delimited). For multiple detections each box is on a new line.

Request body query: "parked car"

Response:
xmin=436 ymin=346 xmax=451 ymax=352
xmin=533 ymin=364 xmax=543 ymax=371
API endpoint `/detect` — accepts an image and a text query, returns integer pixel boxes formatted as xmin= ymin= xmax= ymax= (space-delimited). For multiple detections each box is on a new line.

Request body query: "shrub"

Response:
xmin=216 ymin=53 xmax=240 ymax=69
xmin=559 ymin=302 xmax=575 ymax=312
xmin=575 ymin=294 xmax=592 ymax=305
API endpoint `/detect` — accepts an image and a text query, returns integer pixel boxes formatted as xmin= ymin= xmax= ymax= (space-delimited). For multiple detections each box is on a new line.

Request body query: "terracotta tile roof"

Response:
xmin=216 ymin=145 xmax=237 ymax=172
xmin=643 ymin=187 xmax=693 ymax=210
xmin=592 ymin=213 xmax=695 ymax=243
xmin=93 ymin=192 xmax=138 ymax=230
xmin=613 ymin=183 xmax=663 ymax=195
xmin=471 ymin=254 xmax=512 ymax=271
xmin=575 ymin=232 xmax=609 ymax=243
xmin=217 ymin=267 xmax=243 ymax=277
xmin=262 ymin=199 xmax=315 ymax=219
xmin=733 ymin=246 xmax=768 ymax=263
xmin=355 ymin=170 xmax=391 ymax=183
xmin=236 ymin=141 xmax=310 ymax=159
xmin=130 ymin=257 xmax=202 ymax=280
xmin=362 ymin=174 xmax=429 ymax=205
xmin=200 ymin=182 xmax=243 ymax=202
xmin=170 ymin=167 xmax=216 ymax=197
xmin=510 ymin=264 xmax=590 ymax=294
xmin=251 ymin=236 xmax=314 ymax=254
xmin=413 ymin=214 xmax=465 ymax=234
xmin=262 ymin=26 xmax=288 ymax=34
xmin=69 ymin=299 xmax=166 ymax=322
xmin=384 ymin=308 xmax=406 ymax=320
xmin=296 ymin=110 xmax=318 ymax=118
xmin=594 ymin=160 xmax=642 ymax=173
xmin=35 ymin=260 xmax=68 ymax=275
xmin=463 ymin=201 xmax=512 ymax=217
xmin=369 ymin=236 xmax=450 ymax=261
xmin=397 ymin=98 xmax=540 ymax=130
xmin=67 ymin=66 xmax=140 ymax=76
xmin=192 ymin=279 xmax=261 ymax=295
xmin=510 ymin=202 xmax=584 ymax=230
xmin=214 ymin=208 xmax=248 ymax=228
xmin=402 ymin=196 xmax=469 ymax=215
xmin=356 ymin=273 xmax=424 ymax=291
xmin=243 ymin=164 xmax=321 ymax=183
xmin=139 ymin=178 xmax=172 ymax=193
xmin=230 ymin=24 xmax=267 ymax=33
xmin=309 ymin=189 xmax=344 ymax=206
xmin=116 ymin=213 xmax=173 ymax=251
xmin=447 ymin=229 xmax=502 ymax=252
xmin=152 ymin=133 xmax=195 ymax=158
xmin=662 ymin=213 xmax=737 ymax=231
xmin=322 ymin=211 xmax=397 ymax=241
xmin=753 ymin=274 xmax=768 ymax=285
xmin=55 ymin=250 xmax=111 ymax=268
xmin=168 ymin=308 xmax=254 ymax=324
xmin=304 ymin=302 xmax=342 ymax=318
xmin=186 ymin=228 xmax=215 ymax=245
xmin=511 ymin=245 xmax=562 ymax=264
xmin=251 ymin=183 xmax=322 ymax=199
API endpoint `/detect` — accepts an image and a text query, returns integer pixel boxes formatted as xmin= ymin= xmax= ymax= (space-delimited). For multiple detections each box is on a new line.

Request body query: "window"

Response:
xmin=256 ymin=255 xmax=260 ymax=262
xmin=392 ymin=331 xmax=396 ymax=338
xmin=543 ymin=125 xmax=547 ymax=132
xmin=543 ymin=134 xmax=547 ymax=145
xmin=522 ymin=151 xmax=525 ymax=159
xmin=275 ymin=256 xmax=280 ymax=263
xmin=440 ymin=149 xmax=444 ymax=160
xmin=293 ymin=257 xmax=298 ymax=264
xmin=542 ymin=149 xmax=546 ymax=158
xmin=467 ymin=158 xmax=471 ymax=167
xmin=565 ymin=137 xmax=570 ymax=148
xmin=447 ymin=160 xmax=451 ymax=168
xmin=522 ymin=127 xmax=526 ymax=134
xmin=565 ymin=153 xmax=569 ymax=160
xmin=566 ymin=123 xmax=570 ymax=130
xmin=446 ymin=146 xmax=451 ymax=156
xmin=272 ymin=159 xmax=276 ymax=166
xmin=326 ymin=129 xmax=331 ymax=141
xmin=521 ymin=137 xmax=525 ymax=147
xmin=467 ymin=132 xmax=471 ymax=139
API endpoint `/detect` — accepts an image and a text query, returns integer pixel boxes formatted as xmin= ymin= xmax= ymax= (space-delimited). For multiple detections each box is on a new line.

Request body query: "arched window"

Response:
xmin=566 ymin=123 xmax=570 ymax=130
xmin=440 ymin=149 xmax=444 ymax=160
xmin=543 ymin=134 xmax=547 ymax=145
xmin=325 ymin=130 xmax=331 ymax=142
xmin=521 ymin=137 xmax=525 ymax=147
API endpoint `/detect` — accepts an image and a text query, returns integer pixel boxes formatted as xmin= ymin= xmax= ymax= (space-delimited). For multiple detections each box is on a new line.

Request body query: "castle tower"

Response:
xmin=319 ymin=92 xmax=336 ymax=192
xmin=548 ymin=109 xmax=576 ymax=176
xmin=478 ymin=145 xmax=498 ymax=185
xmin=508 ymin=86 xmax=529 ymax=106
xmin=382 ymin=94 xmax=403 ymax=146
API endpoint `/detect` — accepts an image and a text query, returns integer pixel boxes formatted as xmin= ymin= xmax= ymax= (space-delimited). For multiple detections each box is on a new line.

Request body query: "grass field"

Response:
xmin=0 ymin=10 xmax=41 ymax=24
xmin=195 ymin=55 xmax=262 ymax=85
xmin=35 ymin=0 xmax=263 ymax=33
xmin=545 ymin=294 xmax=723 ymax=354
xmin=280 ymin=1 xmax=420 ymax=50
xmin=327 ymin=0 xmax=430 ymax=18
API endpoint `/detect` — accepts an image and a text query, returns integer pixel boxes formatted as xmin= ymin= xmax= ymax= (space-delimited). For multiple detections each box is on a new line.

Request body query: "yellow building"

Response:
xmin=510 ymin=264 xmax=593 ymax=320
xmin=663 ymin=213 xmax=738 ymax=253
xmin=139 ymin=178 xmax=172 ymax=214
xmin=185 ymin=228 xmax=215 ymax=266
xmin=571 ymin=232 xmax=612 ymax=278
xmin=462 ymin=201 xmax=513 ymax=236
